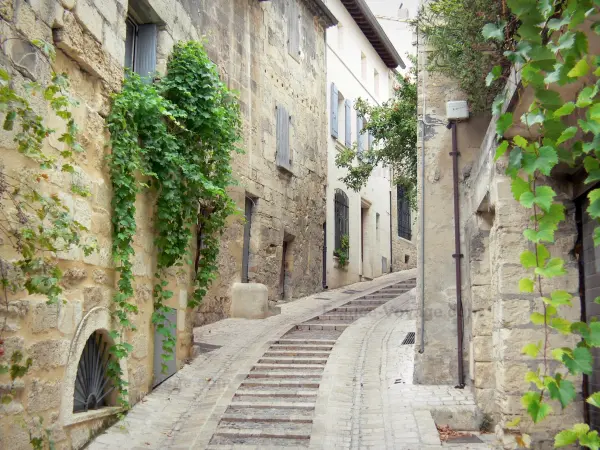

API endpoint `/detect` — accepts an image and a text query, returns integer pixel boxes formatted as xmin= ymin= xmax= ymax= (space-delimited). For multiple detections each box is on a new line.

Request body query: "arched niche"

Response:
xmin=60 ymin=307 xmax=128 ymax=426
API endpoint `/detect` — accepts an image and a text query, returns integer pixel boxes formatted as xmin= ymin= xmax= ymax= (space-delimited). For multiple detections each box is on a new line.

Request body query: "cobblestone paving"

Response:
xmin=87 ymin=270 xmax=416 ymax=450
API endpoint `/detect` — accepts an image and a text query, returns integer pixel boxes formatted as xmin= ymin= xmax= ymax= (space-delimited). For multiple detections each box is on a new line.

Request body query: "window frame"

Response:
xmin=334 ymin=189 xmax=349 ymax=251
xmin=397 ymin=185 xmax=412 ymax=240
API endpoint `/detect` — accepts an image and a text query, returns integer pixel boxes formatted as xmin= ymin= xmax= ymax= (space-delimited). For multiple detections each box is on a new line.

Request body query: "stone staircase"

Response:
xmin=207 ymin=278 xmax=416 ymax=448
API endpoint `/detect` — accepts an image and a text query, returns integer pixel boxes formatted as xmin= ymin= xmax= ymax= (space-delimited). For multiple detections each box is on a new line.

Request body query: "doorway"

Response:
xmin=322 ymin=222 xmax=327 ymax=289
xmin=152 ymin=307 xmax=177 ymax=388
xmin=280 ymin=233 xmax=295 ymax=300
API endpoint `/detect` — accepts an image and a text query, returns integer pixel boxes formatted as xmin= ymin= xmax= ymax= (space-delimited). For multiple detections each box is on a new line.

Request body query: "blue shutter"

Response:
xmin=357 ymin=114 xmax=364 ymax=153
xmin=134 ymin=24 xmax=157 ymax=80
xmin=288 ymin=1 xmax=300 ymax=57
xmin=368 ymin=130 xmax=374 ymax=150
xmin=276 ymin=105 xmax=291 ymax=170
xmin=330 ymin=83 xmax=338 ymax=139
xmin=344 ymin=99 xmax=351 ymax=147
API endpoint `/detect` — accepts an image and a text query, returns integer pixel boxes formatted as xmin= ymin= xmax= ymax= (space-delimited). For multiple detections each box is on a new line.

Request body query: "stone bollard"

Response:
xmin=230 ymin=283 xmax=269 ymax=319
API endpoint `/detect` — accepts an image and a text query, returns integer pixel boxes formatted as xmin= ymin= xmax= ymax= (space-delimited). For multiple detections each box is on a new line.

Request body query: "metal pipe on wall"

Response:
xmin=449 ymin=120 xmax=465 ymax=388
xmin=389 ymin=189 xmax=393 ymax=272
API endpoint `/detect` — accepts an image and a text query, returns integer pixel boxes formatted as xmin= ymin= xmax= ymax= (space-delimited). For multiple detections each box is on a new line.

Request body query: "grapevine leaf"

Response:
xmin=568 ymin=58 xmax=590 ymax=78
xmin=495 ymin=140 xmax=509 ymax=160
xmin=519 ymin=277 xmax=534 ymax=293
xmin=520 ymin=250 xmax=537 ymax=268
xmin=486 ymin=65 xmax=502 ymax=86
xmin=550 ymin=317 xmax=572 ymax=334
xmin=556 ymin=126 xmax=578 ymax=145
xmin=497 ymin=112 xmax=513 ymax=137
xmin=563 ymin=346 xmax=593 ymax=375
xmin=511 ymin=176 xmax=530 ymax=201
xmin=535 ymin=257 xmax=566 ymax=278
xmin=553 ymin=102 xmax=576 ymax=118
xmin=577 ymin=85 xmax=598 ymax=107
xmin=549 ymin=290 xmax=572 ymax=306
xmin=547 ymin=376 xmax=576 ymax=408
xmin=555 ymin=430 xmax=578 ymax=447
xmin=530 ymin=312 xmax=545 ymax=325
xmin=482 ymin=21 xmax=506 ymax=41
xmin=587 ymin=392 xmax=600 ymax=408
xmin=522 ymin=342 xmax=541 ymax=358
xmin=507 ymin=147 xmax=523 ymax=178
xmin=521 ymin=391 xmax=551 ymax=423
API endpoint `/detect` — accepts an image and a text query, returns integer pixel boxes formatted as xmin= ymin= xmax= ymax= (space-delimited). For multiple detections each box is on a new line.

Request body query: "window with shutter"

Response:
xmin=344 ymin=99 xmax=352 ymax=147
xmin=357 ymin=114 xmax=364 ymax=153
xmin=276 ymin=105 xmax=292 ymax=171
xmin=330 ymin=83 xmax=338 ymax=139
xmin=288 ymin=1 xmax=300 ymax=59
xmin=334 ymin=189 xmax=349 ymax=251
xmin=397 ymin=186 xmax=411 ymax=240
xmin=124 ymin=16 xmax=157 ymax=80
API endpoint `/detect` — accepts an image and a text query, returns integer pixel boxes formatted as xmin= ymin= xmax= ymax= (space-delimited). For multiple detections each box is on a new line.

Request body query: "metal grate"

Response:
xmin=314 ymin=296 xmax=330 ymax=300
xmin=74 ymin=332 xmax=114 ymax=413
xmin=401 ymin=332 xmax=415 ymax=345
xmin=397 ymin=185 xmax=411 ymax=240
xmin=342 ymin=289 xmax=360 ymax=294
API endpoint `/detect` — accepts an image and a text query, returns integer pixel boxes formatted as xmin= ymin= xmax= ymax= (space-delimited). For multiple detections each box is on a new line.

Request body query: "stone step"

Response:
xmin=209 ymin=435 xmax=309 ymax=448
xmin=269 ymin=343 xmax=334 ymax=351
xmin=235 ymin=387 xmax=317 ymax=398
xmin=241 ymin=379 xmax=321 ymax=388
xmin=230 ymin=400 xmax=315 ymax=409
xmin=258 ymin=356 xmax=328 ymax=365
xmin=332 ymin=305 xmax=376 ymax=313
xmin=221 ymin=407 xmax=314 ymax=424
xmin=361 ymin=294 xmax=398 ymax=299
xmin=276 ymin=338 xmax=337 ymax=345
xmin=252 ymin=363 xmax=325 ymax=372
xmin=295 ymin=322 xmax=349 ymax=331
xmin=347 ymin=300 xmax=388 ymax=306
xmin=247 ymin=371 xmax=322 ymax=379
xmin=263 ymin=350 xmax=331 ymax=358
xmin=214 ymin=422 xmax=312 ymax=440
xmin=316 ymin=314 xmax=364 ymax=321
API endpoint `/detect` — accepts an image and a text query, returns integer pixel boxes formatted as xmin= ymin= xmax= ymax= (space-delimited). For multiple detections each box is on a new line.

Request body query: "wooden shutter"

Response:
xmin=135 ymin=24 xmax=157 ymax=80
xmin=330 ymin=83 xmax=338 ymax=139
xmin=288 ymin=1 xmax=300 ymax=57
xmin=357 ymin=114 xmax=364 ymax=153
xmin=276 ymin=105 xmax=291 ymax=170
xmin=344 ymin=99 xmax=351 ymax=147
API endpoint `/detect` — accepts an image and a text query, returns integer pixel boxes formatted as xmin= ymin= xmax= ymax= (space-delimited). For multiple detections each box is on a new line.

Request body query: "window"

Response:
xmin=276 ymin=105 xmax=292 ymax=171
xmin=374 ymin=69 xmax=379 ymax=97
xmin=73 ymin=332 xmax=115 ymax=413
xmin=288 ymin=1 xmax=300 ymax=59
xmin=397 ymin=185 xmax=411 ymax=240
xmin=344 ymin=99 xmax=352 ymax=147
xmin=242 ymin=197 xmax=254 ymax=282
xmin=361 ymin=52 xmax=367 ymax=80
xmin=334 ymin=189 xmax=349 ymax=251
xmin=330 ymin=83 xmax=339 ymax=139
xmin=124 ymin=14 xmax=157 ymax=78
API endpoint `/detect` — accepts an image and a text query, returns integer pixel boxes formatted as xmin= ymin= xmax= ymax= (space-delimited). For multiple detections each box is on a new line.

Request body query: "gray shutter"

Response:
xmin=357 ymin=114 xmax=364 ymax=153
xmin=276 ymin=105 xmax=291 ymax=169
xmin=134 ymin=24 xmax=157 ymax=80
xmin=345 ymin=99 xmax=351 ymax=147
xmin=330 ymin=83 xmax=338 ymax=139
xmin=288 ymin=2 xmax=299 ymax=57
xmin=368 ymin=130 xmax=374 ymax=150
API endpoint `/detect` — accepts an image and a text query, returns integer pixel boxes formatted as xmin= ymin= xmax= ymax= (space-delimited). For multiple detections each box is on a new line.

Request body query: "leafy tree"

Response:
xmin=335 ymin=73 xmax=417 ymax=203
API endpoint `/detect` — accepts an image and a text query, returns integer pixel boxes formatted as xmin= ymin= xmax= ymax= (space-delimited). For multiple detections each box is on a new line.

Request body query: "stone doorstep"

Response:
xmin=429 ymin=404 xmax=484 ymax=432
xmin=263 ymin=350 xmax=332 ymax=357
xmin=231 ymin=401 xmax=316 ymax=409
xmin=258 ymin=357 xmax=329 ymax=364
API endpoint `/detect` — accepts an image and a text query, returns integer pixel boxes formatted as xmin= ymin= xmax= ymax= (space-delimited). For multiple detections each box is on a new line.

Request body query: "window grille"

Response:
xmin=73 ymin=332 xmax=114 ymax=413
xmin=334 ymin=189 xmax=349 ymax=250
xmin=397 ymin=185 xmax=411 ymax=240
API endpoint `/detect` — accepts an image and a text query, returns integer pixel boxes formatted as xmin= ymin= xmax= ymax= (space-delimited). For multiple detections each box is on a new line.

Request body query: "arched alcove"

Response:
xmin=60 ymin=307 xmax=128 ymax=426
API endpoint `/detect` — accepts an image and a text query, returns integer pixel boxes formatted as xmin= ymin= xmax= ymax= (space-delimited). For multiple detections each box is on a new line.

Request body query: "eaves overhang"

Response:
xmin=301 ymin=0 xmax=338 ymax=28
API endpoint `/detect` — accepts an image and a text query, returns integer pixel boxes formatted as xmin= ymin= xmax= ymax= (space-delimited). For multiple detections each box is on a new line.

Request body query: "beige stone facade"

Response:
xmin=414 ymin=37 xmax=587 ymax=445
xmin=0 ymin=0 xmax=335 ymax=448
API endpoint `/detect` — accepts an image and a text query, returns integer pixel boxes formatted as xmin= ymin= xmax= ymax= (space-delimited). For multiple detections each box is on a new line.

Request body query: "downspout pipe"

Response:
xmin=389 ymin=188 xmax=393 ymax=273
xmin=448 ymin=120 xmax=465 ymax=389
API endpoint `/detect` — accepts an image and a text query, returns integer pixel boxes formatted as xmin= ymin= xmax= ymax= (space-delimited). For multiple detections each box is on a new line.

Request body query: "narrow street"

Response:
xmin=87 ymin=270 xmax=497 ymax=449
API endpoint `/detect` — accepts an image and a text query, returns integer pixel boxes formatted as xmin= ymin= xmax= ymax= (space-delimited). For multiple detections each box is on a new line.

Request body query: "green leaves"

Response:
xmin=519 ymin=185 xmax=555 ymax=212
xmin=563 ymin=346 xmax=593 ymax=375
xmin=553 ymin=102 xmax=576 ymax=118
xmin=547 ymin=375 xmax=576 ymax=408
xmin=495 ymin=140 xmax=509 ymax=160
xmin=497 ymin=112 xmax=513 ymax=137
xmin=535 ymin=257 xmax=566 ymax=278
xmin=482 ymin=21 xmax=506 ymax=41
xmin=486 ymin=65 xmax=502 ymax=86
xmin=522 ymin=342 xmax=541 ymax=358
xmin=577 ymin=85 xmax=598 ymax=107
xmin=568 ymin=58 xmax=590 ymax=78
xmin=521 ymin=391 xmax=551 ymax=423
xmin=519 ymin=277 xmax=534 ymax=293
xmin=556 ymin=126 xmax=577 ymax=145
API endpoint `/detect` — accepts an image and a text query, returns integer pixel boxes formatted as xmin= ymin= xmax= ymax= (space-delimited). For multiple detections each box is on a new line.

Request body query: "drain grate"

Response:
xmin=314 ymin=297 xmax=330 ymax=300
xmin=342 ymin=289 xmax=360 ymax=294
xmin=401 ymin=332 xmax=415 ymax=345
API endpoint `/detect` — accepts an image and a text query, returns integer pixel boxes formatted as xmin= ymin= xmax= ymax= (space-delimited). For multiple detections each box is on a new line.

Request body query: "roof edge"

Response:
xmin=302 ymin=0 xmax=339 ymax=28
xmin=342 ymin=0 xmax=405 ymax=69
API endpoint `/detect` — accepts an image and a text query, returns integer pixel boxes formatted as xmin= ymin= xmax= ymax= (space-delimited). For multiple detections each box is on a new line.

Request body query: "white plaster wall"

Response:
xmin=325 ymin=0 xmax=395 ymax=288
xmin=365 ymin=0 xmax=418 ymax=72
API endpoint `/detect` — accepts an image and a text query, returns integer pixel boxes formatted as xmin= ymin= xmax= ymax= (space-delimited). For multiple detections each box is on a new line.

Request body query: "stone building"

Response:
xmin=414 ymin=14 xmax=599 ymax=447
xmin=0 ymin=0 xmax=335 ymax=448
xmin=324 ymin=0 xmax=415 ymax=290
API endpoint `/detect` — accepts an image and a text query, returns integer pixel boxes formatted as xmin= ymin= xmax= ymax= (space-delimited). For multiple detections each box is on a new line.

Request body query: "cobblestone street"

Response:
xmin=87 ymin=269 xmax=498 ymax=449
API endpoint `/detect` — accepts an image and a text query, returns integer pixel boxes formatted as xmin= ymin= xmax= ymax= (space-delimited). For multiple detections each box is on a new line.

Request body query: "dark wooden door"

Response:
xmin=242 ymin=198 xmax=252 ymax=282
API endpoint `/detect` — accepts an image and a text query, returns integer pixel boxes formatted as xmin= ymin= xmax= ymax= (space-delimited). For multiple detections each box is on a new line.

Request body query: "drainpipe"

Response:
xmin=449 ymin=120 xmax=465 ymax=388
xmin=389 ymin=188 xmax=393 ymax=273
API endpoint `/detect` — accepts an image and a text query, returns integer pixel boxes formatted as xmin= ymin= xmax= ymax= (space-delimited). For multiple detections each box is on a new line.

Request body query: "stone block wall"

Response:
xmin=0 ymin=0 xmax=331 ymax=448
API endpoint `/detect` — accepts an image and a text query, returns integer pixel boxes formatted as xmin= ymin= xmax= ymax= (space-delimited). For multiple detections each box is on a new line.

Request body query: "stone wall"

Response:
xmin=415 ymin=39 xmax=584 ymax=445
xmin=0 ymin=0 xmax=331 ymax=448
xmin=191 ymin=0 xmax=329 ymax=322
